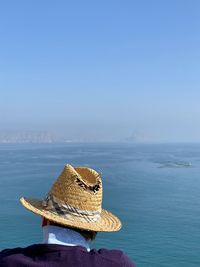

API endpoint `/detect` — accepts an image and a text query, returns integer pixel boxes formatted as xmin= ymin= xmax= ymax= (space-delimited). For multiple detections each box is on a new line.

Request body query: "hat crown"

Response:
xmin=50 ymin=164 xmax=102 ymax=212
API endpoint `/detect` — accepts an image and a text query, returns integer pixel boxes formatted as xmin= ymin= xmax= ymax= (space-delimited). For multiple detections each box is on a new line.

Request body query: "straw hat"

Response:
xmin=20 ymin=164 xmax=122 ymax=232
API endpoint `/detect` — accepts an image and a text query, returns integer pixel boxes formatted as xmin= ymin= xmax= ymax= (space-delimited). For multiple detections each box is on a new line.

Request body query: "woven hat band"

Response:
xmin=42 ymin=194 xmax=101 ymax=223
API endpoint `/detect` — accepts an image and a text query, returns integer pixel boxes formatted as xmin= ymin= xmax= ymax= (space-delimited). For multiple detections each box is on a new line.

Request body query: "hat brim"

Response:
xmin=20 ymin=197 xmax=122 ymax=232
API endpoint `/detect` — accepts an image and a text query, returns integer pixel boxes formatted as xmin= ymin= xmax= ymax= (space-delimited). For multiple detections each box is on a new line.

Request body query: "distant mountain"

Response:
xmin=121 ymin=133 xmax=152 ymax=143
xmin=0 ymin=131 xmax=55 ymax=143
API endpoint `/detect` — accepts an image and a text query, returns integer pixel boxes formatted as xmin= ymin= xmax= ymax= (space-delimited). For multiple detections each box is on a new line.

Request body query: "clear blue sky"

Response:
xmin=0 ymin=0 xmax=200 ymax=142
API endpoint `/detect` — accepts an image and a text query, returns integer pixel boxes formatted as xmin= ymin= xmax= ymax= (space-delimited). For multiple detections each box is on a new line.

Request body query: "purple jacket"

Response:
xmin=0 ymin=244 xmax=136 ymax=267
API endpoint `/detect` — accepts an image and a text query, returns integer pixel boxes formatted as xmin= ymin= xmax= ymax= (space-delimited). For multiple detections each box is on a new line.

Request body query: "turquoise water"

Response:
xmin=0 ymin=143 xmax=200 ymax=266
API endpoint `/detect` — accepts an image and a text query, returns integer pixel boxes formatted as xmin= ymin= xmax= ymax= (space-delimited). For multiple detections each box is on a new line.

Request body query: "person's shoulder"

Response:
xmin=0 ymin=244 xmax=50 ymax=267
xmin=0 ymin=247 xmax=23 ymax=257
xmin=0 ymin=244 xmax=49 ymax=257
xmin=94 ymin=248 xmax=136 ymax=267
xmin=0 ymin=245 xmax=40 ymax=262
xmin=0 ymin=247 xmax=23 ymax=266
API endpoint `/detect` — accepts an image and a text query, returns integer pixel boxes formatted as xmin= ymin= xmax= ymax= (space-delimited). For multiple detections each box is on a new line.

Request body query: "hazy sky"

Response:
xmin=0 ymin=0 xmax=200 ymax=142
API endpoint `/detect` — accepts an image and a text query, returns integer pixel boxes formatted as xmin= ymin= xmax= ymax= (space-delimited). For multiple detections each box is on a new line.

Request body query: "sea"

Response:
xmin=0 ymin=143 xmax=200 ymax=267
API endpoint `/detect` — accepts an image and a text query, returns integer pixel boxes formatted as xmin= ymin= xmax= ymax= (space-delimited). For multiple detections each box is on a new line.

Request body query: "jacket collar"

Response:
xmin=43 ymin=225 xmax=90 ymax=251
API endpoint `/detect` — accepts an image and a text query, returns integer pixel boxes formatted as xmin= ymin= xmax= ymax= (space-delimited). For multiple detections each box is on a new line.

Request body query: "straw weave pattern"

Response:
xmin=20 ymin=164 xmax=122 ymax=232
xmin=50 ymin=165 xmax=102 ymax=211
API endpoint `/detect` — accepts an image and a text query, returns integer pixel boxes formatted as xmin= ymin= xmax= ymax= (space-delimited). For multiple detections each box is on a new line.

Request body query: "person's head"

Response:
xmin=20 ymin=164 xmax=122 ymax=234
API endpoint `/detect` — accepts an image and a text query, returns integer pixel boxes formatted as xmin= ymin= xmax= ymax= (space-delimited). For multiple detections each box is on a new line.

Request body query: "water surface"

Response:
xmin=0 ymin=143 xmax=200 ymax=266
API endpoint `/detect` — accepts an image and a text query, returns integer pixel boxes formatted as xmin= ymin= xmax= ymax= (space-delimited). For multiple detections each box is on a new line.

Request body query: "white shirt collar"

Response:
xmin=43 ymin=225 xmax=90 ymax=251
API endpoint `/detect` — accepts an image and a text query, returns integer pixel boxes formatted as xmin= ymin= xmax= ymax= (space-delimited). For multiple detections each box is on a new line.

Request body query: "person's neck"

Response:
xmin=43 ymin=225 xmax=90 ymax=251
